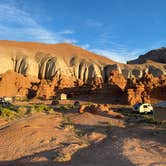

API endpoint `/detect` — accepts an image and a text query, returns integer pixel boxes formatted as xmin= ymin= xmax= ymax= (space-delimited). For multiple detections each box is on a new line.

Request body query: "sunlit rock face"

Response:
xmin=0 ymin=40 xmax=166 ymax=84
xmin=0 ymin=40 xmax=114 ymax=83
xmin=0 ymin=70 xmax=33 ymax=97
xmin=0 ymin=56 xmax=13 ymax=74
xmin=0 ymin=40 xmax=166 ymax=102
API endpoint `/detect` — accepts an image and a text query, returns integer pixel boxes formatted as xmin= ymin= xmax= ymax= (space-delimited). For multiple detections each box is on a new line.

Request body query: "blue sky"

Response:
xmin=0 ymin=0 xmax=166 ymax=63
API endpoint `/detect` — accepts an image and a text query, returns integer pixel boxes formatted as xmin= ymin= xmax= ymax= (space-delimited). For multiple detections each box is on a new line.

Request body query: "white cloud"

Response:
xmin=63 ymin=39 xmax=78 ymax=44
xmin=80 ymin=44 xmax=90 ymax=49
xmin=90 ymin=48 xmax=145 ymax=63
xmin=0 ymin=2 xmax=148 ymax=63
xmin=0 ymin=2 xmax=76 ymax=44
xmin=89 ymin=31 xmax=145 ymax=63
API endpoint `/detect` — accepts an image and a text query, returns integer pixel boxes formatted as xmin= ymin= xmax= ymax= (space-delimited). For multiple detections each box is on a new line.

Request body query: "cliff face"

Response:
xmin=127 ymin=47 xmax=166 ymax=64
xmin=0 ymin=40 xmax=166 ymax=102
xmin=0 ymin=40 xmax=166 ymax=84
xmin=0 ymin=40 xmax=116 ymax=83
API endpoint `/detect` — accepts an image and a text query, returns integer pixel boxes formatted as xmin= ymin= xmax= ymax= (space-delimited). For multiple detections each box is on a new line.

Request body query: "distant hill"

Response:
xmin=127 ymin=47 xmax=166 ymax=64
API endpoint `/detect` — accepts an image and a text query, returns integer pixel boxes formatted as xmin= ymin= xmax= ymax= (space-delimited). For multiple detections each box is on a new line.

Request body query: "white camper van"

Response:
xmin=133 ymin=103 xmax=153 ymax=113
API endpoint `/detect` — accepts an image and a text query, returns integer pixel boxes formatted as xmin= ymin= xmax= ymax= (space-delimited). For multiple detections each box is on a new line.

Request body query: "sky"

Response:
xmin=0 ymin=0 xmax=166 ymax=63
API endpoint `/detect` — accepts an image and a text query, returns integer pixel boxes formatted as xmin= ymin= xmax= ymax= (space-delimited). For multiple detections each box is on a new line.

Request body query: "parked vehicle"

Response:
xmin=133 ymin=103 xmax=153 ymax=113
xmin=0 ymin=97 xmax=12 ymax=107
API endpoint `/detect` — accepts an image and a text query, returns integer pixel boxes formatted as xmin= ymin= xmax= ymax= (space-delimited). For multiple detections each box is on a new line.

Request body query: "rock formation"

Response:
xmin=0 ymin=70 xmax=33 ymax=97
xmin=108 ymin=70 xmax=126 ymax=90
xmin=124 ymin=69 xmax=166 ymax=105
xmin=0 ymin=40 xmax=115 ymax=83
xmin=0 ymin=40 xmax=166 ymax=82
xmin=0 ymin=40 xmax=166 ymax=104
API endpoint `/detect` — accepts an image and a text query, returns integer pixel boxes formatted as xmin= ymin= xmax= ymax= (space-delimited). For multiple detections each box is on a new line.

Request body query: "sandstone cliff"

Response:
xmin=0 ymin=40 xmax=166 ymax=103
xmin=0 ymin=40 xmax=166 ymax=83
xmin=0 ymin=40 xmax=116 ymax=83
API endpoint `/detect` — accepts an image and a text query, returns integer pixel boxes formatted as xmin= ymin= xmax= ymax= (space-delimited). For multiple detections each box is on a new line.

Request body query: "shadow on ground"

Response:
xmin=0 ymin=120 xmax=165 ymax=166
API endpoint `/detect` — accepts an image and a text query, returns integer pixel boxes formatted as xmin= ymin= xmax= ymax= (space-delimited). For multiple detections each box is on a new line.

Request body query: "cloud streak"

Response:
xmin=0 ymin=2 xmax=148 ymax=63
xmin=0 ymin=2 xmax=76 ymax=44
xmin=88 ymin=31 xmax=145 ymax=63
xmin=90 ymin=47 xmax=145 ymax=63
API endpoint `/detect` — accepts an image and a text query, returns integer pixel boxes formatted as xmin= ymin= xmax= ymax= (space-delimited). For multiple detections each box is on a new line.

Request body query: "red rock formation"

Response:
xmin=124 ymin=72 xmax=165 ymax=105
xmin=0 ymin=70 xmax=32 ymax=97
xmin=36 ymin=80 xmax=55 ymax=99
xmin=108 ymin=70 xmax=126 ymax=90
xmin=0 ymin=69 xmax=166 ymax=105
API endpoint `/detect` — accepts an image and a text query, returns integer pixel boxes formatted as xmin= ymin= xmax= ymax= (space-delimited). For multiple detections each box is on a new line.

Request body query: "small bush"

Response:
xmin=36 ymin=104 xmax=48 ymax=112
xmin=0 ymin=107 xmax=18 ymax=120
xmin=59 ymin=105 xmax=72 ymax=111
xmin=0 ymin=104 xmax=55 ymax=121
xmin=53 ymin=153 xmax=71 ymax=162
xmin=17 ymin=106 xmax=28 ymax=116
xmin=28 ymin=104 xmax=55 ymax=114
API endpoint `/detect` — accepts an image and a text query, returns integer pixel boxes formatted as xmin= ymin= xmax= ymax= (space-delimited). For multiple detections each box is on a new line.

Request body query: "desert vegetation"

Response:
xmin=0 ymin=104 xmax=54 ymax=121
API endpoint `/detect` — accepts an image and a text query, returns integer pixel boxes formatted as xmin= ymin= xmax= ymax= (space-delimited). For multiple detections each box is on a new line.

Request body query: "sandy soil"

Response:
xmin=0 ymin=107 xmax=165 ymax=166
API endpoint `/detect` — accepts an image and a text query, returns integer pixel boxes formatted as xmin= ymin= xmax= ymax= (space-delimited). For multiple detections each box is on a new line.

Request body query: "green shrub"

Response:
xmin=0 ymin=104 xmax=55 ymax=120
xmin=35 ymin=104 xmax=48 ymax=112
xmin=17 ymin=106 xmax=28 ymax=116
xmin=59 ymin=105 xmax=72 ymax=111
xmin=0 ymin=107 xmax=18 ymax=120
xmin=28 ymin=104 xmax=54 ymax=114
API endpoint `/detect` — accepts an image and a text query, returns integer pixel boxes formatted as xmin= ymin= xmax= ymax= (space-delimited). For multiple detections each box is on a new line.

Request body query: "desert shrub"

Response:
xmin=0 ymin=107 xmax=18 ymax=120
xmin=28 ymin=104 xmax=55 ymax=114
xmin=7 ymin=106 xmax=18 ymax=112
xmin=59 ymin=105 xmax=71 ymax=111
xmin=17 ymin=106 xmax=29 ymax=116
xmin=0 ymin=105 xmax=29 ymax=120
xmin=53 ymin=153 xmax=71 ymax=162
xmin=34 ymin=104 xmax=48 ymax=112
xmin=0 ymin=104 xmax=55 ymax=121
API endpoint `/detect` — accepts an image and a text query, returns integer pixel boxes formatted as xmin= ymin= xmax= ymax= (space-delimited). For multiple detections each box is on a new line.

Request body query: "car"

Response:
xmin=0 ymin=97 xmax=12 ymax=107
xmin=133 ymin=103 xmax=153 ymax=113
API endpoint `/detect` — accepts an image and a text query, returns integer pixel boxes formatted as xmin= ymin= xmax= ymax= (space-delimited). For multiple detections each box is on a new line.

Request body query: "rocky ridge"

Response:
xmin=127 ymin=47 xmax=166 ymax=64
